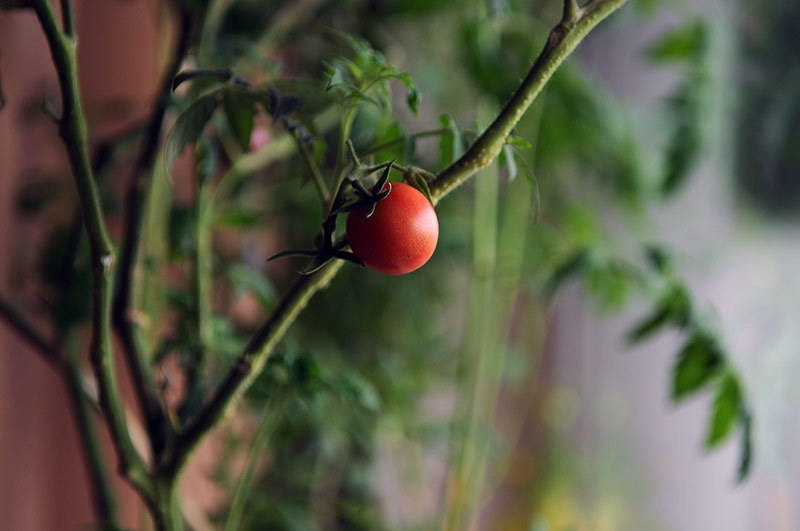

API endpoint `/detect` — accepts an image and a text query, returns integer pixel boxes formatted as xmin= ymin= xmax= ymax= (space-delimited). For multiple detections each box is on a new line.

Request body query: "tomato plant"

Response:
xmin=346 ymin=183 xmax=439 ymax=275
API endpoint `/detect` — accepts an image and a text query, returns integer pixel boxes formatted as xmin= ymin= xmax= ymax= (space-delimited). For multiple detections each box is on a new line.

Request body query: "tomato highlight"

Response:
xmin=345 ymin=182 xmax=439 ymax=275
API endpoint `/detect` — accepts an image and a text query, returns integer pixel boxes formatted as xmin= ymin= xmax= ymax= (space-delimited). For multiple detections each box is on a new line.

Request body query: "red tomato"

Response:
xmin=346 ymin=182 xmax=439 ymax=275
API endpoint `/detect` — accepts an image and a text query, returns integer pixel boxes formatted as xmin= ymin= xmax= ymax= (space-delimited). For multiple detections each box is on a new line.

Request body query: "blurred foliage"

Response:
xmin=10 ymin=0 xmax=758 ymax=529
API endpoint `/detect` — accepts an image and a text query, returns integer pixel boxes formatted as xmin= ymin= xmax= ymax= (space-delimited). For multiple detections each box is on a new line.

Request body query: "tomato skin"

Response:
xmin=345 ymin=182 xmax=439 ymax=275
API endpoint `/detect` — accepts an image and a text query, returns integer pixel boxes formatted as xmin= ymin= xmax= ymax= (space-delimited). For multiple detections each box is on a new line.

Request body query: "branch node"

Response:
xmin=101 ymin=254 xmax=114 ymax=275
xmin=563 ymin=0 xmax=583 ymax=24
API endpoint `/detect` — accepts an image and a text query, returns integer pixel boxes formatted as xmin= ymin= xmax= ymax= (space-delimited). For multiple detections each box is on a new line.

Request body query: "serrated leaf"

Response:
xmin=224 ymin=90 xmax=255 ymax=151
xmin=165 ymin=92 xmax=219 ymax=170
xmin=671 ymin=331 xmax=723 ymax=401
xmin=706 ymin=370 xmax=742 ymax=448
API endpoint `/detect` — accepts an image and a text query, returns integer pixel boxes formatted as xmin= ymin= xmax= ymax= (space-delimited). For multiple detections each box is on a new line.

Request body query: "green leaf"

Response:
xmin=165 ymin=92 xmax=220 ymax=170
xmin=644 ymin=244 xmax=671 ymax=273
xmin=214 ymin=209 xmax=261 ymax=229
xmin=705 ymin=370 xmax=742 ymax=449
xmin=168 ymin=205 xmax=196 ymax=258
xmin=737 ymin=407 xmax=753 ymax=482
xmin=224 ymin=89 xmax=256 ymax=151
xmin=397 ymin=72 xmax=420 ymax=115
xmin=438 ymin=114 xmax=464 ymax=170
xmin=646 ymin=21 xmax=706 ymax=64
xmin=671 ymin=331 xmax=723 ymax=402
xmin=195 ymin=135 xmax=219 ymax=184
xmin=587 ymin=262 xmax=632 ymax=309
xmin=662 ymin=70 xmax=705 ymax=195
xmin=628 ymin=286 xmax=690 ymax=343
xmin=501 ymin=144 xmax=517 ymax=181
xmin=172 ymin=69 xmax=232 ymax=93
xmin=506 ymin=136 xmax=532 ymax=149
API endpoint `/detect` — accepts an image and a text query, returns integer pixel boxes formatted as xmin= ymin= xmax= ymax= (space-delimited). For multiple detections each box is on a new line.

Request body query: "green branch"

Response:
xmin=30 ymin=0 xmax=152 ymax=497
xmin=113 ymin=1 xmax=193 ymax=459
xmin=294 ymin=133 xmax=332 ymax=207
xmin=429 ymin=0 xmax=628 ymax=204
xmin=159 ymin=261 xmax=343 ymax=476
xmin=64 ymin=352 xmax=120 ymax=530
xmin=161 ymin=0 xmax=628 ymax=479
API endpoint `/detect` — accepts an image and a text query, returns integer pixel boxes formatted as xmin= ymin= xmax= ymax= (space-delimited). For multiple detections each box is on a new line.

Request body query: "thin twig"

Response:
xmin=59 ymin=0 xmax=75 ymax=38
xmin=112 ymin=1 xmax=193 ymax=459
xmin=0 ymin=296 xmax=62 ymax=368
xmin=160 ymin=0 xmax=629 ymax=480
xmin=429 ymin=0 xmax=628 ymax=203
xmin=31 ymin=0 xmax=152 ymax=495
xmin=223 ymin=395 xmax=288 ymax=531
xmin=563 ymin=0 xmax=582 ymax=25
xmin=64 ymin=353 xmax=120 ymax=530
xmin=159 ymin=262 xmax=344 ymax=476
xmin=361 ymin=127 xmax=451 ymax=156
xmin=294 ymin=133 xmax=331 ymax=206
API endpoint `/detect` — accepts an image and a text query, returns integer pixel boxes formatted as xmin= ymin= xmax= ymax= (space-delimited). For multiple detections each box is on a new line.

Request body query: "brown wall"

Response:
xmin=0 ymin=2 xmax=162 ymax=529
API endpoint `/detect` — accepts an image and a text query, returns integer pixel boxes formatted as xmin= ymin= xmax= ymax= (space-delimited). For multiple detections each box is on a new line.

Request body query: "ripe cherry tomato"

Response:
xmin=346 ymin=182 xmax=439 ymax=275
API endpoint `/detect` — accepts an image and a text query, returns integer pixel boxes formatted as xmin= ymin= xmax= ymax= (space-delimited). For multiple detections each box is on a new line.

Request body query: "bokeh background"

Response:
xmin=1 ymin=0 xmax=798 ymax=529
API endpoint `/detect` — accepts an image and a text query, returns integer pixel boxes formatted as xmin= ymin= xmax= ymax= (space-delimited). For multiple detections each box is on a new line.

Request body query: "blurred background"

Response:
xmin=1 ymin=0 xmax=799 ymax=529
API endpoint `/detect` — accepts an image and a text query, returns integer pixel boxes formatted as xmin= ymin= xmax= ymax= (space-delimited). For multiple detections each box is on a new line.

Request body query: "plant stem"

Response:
xmin=223 ymin=397 xmax=287 ymax=531
xmin=59 ymin=0 xmax=74 ymax=38
xmin=31 ymin=0 xmax=152 ymax=499
xmin=159 ymin=260 xmax=343 ymax=476
xmin=113 ymin=1 xmax=193 ymax=459
xmin=328 ymin=108 xmax=358 ymax=214
xmin=442 ymin=132 xmax=500 ymax=531
xmin=64 ymin=348 xmax=120 ymax=530
xmin=0 ymin=296 xmax=62 ymax=368
xmin=429 ymin=0 xmax=629 ymax=204
xmin=361 ymin=127 xmax=452 ymax=156
xmin=294 ymin=133 xmax=331 ymax=207
xmin=161 ymin=0 xmax=628 ymax=481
